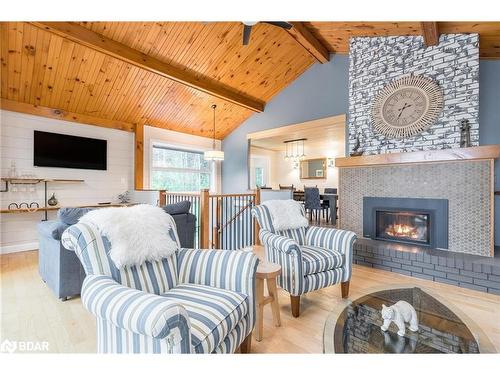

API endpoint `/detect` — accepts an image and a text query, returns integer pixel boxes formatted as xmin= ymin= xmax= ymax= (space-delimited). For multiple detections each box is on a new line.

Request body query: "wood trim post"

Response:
xmin=214 ymin=197 xmax=222 ymax=248
xmin=421 ymin=22 xmax=439 ymax=46
xmin=158 ymin=190 xmax=166 ymax=206
xmin=199 ymin=189 xmax=210 ymax=249
xmin=134 ymin=123 xmax=144 ymax=190
xmin=254 ymin=188 xmax=261 ymax=245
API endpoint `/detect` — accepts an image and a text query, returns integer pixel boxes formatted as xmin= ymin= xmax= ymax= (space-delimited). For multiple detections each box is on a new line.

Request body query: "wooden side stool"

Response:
xmin=255 ymin=261 xmax=282 ymax=341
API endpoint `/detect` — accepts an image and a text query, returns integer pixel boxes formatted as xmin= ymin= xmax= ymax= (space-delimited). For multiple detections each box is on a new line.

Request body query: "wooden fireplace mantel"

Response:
xmin=335 ymin=145 xmax=500 ymax=168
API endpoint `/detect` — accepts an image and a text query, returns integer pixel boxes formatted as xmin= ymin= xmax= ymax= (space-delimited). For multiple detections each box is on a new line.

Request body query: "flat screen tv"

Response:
xmin=34 ymin=131 xmax=107 ymax=170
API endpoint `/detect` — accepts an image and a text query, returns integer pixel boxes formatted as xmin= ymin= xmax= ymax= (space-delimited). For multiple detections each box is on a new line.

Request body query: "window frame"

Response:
xmin=150 ymin=142 xmax=216 ymax=193
xmin=249 ymin=155 xmax=270 ymax=189
xmin=254 ymin=166 xmax=265 ymax=188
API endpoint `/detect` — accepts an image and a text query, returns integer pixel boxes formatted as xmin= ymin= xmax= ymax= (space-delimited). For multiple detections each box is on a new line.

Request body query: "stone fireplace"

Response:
xmin=363 ymin=197 xmax=448 ymax=249
xmin=339 ymin=33 xmax=499 ymax=293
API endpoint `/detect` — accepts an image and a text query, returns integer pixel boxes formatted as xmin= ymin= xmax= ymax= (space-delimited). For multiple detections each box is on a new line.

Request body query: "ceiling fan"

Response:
xmin=241 ymin=22 xmax=292 ymax=45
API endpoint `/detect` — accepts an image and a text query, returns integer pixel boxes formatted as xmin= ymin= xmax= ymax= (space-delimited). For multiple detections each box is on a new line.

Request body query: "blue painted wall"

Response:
xmin=222 ymin=54 xmax=349 ymax=193
xmin=222 ymin=56 xmax=500 ymax=245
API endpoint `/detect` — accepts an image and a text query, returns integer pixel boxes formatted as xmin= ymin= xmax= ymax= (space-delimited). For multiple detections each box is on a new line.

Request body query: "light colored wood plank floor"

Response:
xmin=1 ymin=249 xmax=499 ymax=353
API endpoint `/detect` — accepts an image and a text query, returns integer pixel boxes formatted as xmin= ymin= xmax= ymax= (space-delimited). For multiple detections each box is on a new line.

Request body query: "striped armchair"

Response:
xmin=252 ymin=204 xmax=356 ymax=317
xmin=61 ymin=222 xmax=259 ymax=354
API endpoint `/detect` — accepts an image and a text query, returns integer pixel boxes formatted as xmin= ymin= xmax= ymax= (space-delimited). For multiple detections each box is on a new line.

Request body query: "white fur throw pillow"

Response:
xmin=79 ymin=204 xmax=179 ymax=268
xmin=262 ymin=199 xmax=308 ymax=231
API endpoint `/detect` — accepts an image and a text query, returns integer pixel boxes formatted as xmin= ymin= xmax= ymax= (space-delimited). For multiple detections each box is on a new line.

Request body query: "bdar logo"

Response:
xmin=1 ymin=339 xmax=17 ymax=353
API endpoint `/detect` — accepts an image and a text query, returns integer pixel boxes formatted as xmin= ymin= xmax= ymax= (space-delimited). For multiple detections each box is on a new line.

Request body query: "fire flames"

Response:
xmin=385 ymin=223 xmax=420 ymax=240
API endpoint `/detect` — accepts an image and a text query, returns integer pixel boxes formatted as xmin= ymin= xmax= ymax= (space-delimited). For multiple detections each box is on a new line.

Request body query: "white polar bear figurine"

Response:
xmin=380 ymin=301 xmax=419 ymax=337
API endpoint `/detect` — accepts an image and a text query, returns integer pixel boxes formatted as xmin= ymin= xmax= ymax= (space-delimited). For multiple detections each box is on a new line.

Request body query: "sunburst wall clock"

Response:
xmin=371 ymin=75 xmax=443 ymax=139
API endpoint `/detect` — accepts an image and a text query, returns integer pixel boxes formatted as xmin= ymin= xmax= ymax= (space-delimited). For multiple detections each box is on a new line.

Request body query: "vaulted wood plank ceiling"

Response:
xmin=1 ymin=22 xmax=315 ymax=139
xmin=1 ymin=21 xmax=499 ymax=139
xmin=303 ymin=22 xmax=500 ymax=58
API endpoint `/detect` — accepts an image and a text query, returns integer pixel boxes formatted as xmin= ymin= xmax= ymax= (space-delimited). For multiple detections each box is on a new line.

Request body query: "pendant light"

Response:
xmin=204 ymin=104 xmax=224 ymax=161
xmin=283 ymin=138 xmax=307 ymax=162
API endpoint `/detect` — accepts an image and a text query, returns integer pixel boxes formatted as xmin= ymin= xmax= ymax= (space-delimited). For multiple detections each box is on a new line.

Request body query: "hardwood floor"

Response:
xmin=1 ymin=249 xmax=499 ymax=353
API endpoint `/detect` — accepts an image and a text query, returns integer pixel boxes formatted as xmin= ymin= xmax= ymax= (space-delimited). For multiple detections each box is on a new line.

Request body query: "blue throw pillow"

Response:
xmin=162 ymin=200 xmax=191 ymax=215
xmin=57 ymin=207 xmax=94 ymax=225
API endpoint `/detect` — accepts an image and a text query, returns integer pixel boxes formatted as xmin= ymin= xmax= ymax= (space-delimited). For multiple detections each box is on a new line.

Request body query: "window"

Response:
xmin=255 ymin=167 xmax=264 ymax=188
xmin=249 ymin=156 xmax=269 ymax=189
xmin=151 ymin=145 xmax=213 ymax=192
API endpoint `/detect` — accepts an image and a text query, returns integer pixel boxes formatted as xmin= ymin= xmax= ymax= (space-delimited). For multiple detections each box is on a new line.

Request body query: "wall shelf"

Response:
xmin=1 ymin=178 xmax=85 ymax=220
xmin=335 ymin=145 xmax=500 ymax=168
xmin=0 ymin=203 xmax=134 ymax=214
xmin=1 ymin=178 xmax=84 ymax=183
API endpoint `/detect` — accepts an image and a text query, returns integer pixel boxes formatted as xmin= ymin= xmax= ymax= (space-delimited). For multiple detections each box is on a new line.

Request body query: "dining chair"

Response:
xmin=304 ymin=187 xmax=324 ymax=224
xmin=279 ymin=184 xmax=295 ymax=191
xmin=323 ymin=188 xmax=338 ymax=222
xmin=303 ymin=185 xmax=317 ymax=191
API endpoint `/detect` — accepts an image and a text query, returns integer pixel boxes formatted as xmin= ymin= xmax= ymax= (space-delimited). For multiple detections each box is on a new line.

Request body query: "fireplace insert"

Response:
xmin=363 ymin=197 xmax=448 ymax=249
xmin=375 ymin=210 xmax=430 ymax=245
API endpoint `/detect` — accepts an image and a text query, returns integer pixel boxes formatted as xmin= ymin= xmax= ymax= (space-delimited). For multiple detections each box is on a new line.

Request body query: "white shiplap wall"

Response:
xmin=0 ymin=110 xmax=134 ymax=253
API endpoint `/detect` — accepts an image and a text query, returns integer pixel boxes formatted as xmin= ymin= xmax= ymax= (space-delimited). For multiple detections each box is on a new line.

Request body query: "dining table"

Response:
xmin=292 ymin=191 xmax=338 ymax=225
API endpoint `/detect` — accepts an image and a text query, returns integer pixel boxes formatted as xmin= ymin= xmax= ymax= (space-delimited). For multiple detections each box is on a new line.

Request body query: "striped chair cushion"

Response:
xmin=103 ymin=236 xmax=178 ymax=295
xmin=113 ymin=258 xmax=178 ymax=295
xmin=276 ymin=227 xmax=306 ymax=244
xmin=162 ymin=284 xmax=248 ymax=354
xmin=64 ymin=222 xmax=179 ymax=294
xmin=252 ymin=205 xmax=307 ymax=245
xmin=301 ymin=245 xmax=343 ymax=275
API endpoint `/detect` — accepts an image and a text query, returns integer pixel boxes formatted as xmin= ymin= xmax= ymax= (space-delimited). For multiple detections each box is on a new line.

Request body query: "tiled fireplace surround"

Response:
xmin=338 ymin=158 xmax=500 ymax=295
xmin=340 ymin=160 xmax=492 ymax=257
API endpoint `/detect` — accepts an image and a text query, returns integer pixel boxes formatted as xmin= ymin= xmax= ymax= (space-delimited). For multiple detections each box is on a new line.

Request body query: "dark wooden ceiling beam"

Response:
xmin=286 ymin=22 xmax=330 ymax=63
xmin=30 ymin=22 xmax=265 ymax=113
xmin=421 ymin=22 xmax=440 ymax=46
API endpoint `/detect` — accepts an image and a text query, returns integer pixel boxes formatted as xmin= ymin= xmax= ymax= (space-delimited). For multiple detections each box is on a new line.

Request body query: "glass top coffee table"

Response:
xmin=323 ymin=287 xmax=495 ymax=353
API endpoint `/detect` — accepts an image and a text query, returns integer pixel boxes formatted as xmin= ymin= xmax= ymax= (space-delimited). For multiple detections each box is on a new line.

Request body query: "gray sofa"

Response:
xmin=37 ymin=201 xmax=196 ymax=301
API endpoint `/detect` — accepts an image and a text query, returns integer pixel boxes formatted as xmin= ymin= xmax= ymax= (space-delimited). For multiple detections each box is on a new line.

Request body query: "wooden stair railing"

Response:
xmin=159 ymin=189 xmax=261 ymax=250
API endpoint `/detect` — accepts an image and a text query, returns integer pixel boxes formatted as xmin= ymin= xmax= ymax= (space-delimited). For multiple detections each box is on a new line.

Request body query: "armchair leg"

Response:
xmin=341 ymin=281 xmax=350 ymax=299
xmin=290 ymin=295 xmax=300 ymax=318
xmin=239 ymin=332 xmax=252 ymax=353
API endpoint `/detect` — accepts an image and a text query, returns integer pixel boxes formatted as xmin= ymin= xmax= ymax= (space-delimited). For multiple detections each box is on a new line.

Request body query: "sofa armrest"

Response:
xmin=82 ymin=274 xmax=191 ymax=351
xmin=259 ymin=230 xmax=301 ymax=256
xmin=37 ymin=220 xmax=69 ymax=241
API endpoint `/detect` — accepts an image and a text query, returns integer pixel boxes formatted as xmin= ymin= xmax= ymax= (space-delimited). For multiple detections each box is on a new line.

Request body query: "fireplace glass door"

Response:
xmin=375 ymin=210 xmax=430 ymax=245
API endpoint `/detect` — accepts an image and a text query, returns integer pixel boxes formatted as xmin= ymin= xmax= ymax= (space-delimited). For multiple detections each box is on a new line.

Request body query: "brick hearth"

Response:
xmin=353 ymin=238 xmax=500 ymax=295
